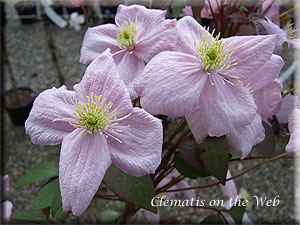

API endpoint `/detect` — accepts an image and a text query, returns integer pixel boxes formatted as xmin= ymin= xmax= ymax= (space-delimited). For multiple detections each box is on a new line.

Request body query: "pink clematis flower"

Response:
xmin=69 ymin=12 xmax=85 ymax=31
xmin=80 ymin=4 xmax=177 ymax=99
xmin=219 ymin=171 xmax=253 ymax=224
xmin=136 ymin=16 xmax=277 ymax=144
xmin=276 ymin=95 xmax=298 ymax=124
xmin=226 ymin=54 xmax=283 ymax=158
xmin=285 ymin=108 xmax=300 ymax=155
xmin=144 ymin=169 xmax=195 ymax=224
xmin=25 ymin=49 xmax=163 ymax=216
xmin=60 ymin=0 xmax=84 ymax=8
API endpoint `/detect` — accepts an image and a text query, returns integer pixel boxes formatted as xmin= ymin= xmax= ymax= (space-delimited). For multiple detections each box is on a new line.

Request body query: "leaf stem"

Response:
xmin=160 ymin=153 xmax=288 ymax=193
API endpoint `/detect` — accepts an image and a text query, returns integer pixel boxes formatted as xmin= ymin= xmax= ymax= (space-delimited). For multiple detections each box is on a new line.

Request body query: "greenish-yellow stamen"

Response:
xmin=117 ymin=19 xmax=137 ymax=50
xmin=284 ymin=21 xmax=297 ymax=40
xmin=71 ymin=93 xmax=115 ymax=134
xmin=195 ymin=27 xmax=236 ymax=72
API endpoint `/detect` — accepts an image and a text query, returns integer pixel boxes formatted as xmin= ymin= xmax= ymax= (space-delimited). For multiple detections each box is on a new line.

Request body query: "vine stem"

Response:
xmin=81 ymin=4 xmax=89 ymax=29
xmin=159 ymin=153 xmax=288 ymax=193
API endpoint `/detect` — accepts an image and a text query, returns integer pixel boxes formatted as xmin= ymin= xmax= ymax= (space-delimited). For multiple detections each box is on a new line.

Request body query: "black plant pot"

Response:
xmin=2 ymin=88 xmax=35 ymax=126
xmin=15 ymin=3 xmax=38 ymax=25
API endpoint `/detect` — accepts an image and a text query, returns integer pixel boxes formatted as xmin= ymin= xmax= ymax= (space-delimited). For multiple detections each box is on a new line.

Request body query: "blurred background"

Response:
xmin=0 ymin=0 xmax=298 ymax=223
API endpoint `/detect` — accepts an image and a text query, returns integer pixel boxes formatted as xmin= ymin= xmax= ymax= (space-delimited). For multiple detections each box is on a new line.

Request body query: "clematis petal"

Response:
xmin=254 ymin=79 xmax=283 ymax=118
xmin=79 ymin=24 xmax=120 ymax=64
xmin=134 ymin=19 xmax=177 ymax=62
xmin=108 ymin=108 xmax=162 ymax=176
xmin=75 ymin=49 xmax=133 ymax=117
xmin=262 ymin=0 xmax=280 ymax=26
xmin=25 ymin=86 xmax=76 ymax=146
xmin=227 ymin=114 xmax=265 ymax=159
xmin=115 ymin=4 xmax=166 ymax=41
xmin=176 ymin=16 xmax=214 ymax=55
xmin=136 ymin=51 xmax=207 ymax=117
xmin=188 ymin=76 xmax=257 ymax=139
xmin=144 ymin=209 xmax=160 ymax=224
xmin=242 ymin=54 xmax=284 ymax=91
xmin=113 ymin=50 xmax=145 ymax=99
xmin=222 ymin=35 xmax=277 ymax=79
xmin=60 ymin=129 xmax=112 ymax=216
xmin=286 ymin=108 xmax=300 ymax=155
xmin=220 ymin=170 xmax=238 ymax=210
xmin=276 ymin=95 xmax=298 ymax=124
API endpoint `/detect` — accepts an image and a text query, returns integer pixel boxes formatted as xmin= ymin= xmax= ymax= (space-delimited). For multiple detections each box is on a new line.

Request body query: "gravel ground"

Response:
xmin=1 ymin=3 xmax=298 ymax=224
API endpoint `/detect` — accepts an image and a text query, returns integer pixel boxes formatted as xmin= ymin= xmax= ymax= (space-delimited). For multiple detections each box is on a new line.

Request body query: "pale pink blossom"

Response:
xmin=80 ymin=4 xmax=177 ymax=99
xmin=144 ymin=169 xmax=195 ymax=224
xmin=226 ymin=54 xmax=283 ymax=158
xmin=136 ymin=16 xmax=277 ymax=144
xmin=60 ymin=0 xmax=84 ymax=8
xmin=276 ymin=95 xmax=298 ymax=124
xmin=286 ymin=108 xmax=300 ymax=155
xmin=25 ymin=49 xmax=163 ymax=216
xmin=220 ymin=171 xmax=253 ymax=224
xmin=69 ymin=12 xmax=85 ymax=31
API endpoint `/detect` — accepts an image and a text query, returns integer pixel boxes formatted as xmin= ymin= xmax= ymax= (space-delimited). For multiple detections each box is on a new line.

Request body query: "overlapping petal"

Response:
xmin=115 ymin=4 xmax=166 ymax=40
xmin=75 ymin=49 xmax=133 ymax=117
xmin=60 ymin=129 xmax=111 ymax=216
xmin=80 ymin=24 xmax=120 ymax=64
xmin=25 ymin=86 xmax=77 ymax=146
xmin=222 ymin=35 xmax=277 ymax=79
xmin=136 ymin=51 xmax=207 ymax=117
xmin=187 ymin=77 xmax=257 ymax=139
xmin=108 ymin=108 xmax=163 ymax=176
xmin=176 ymin=16 xmax=213 ymax=55
xmin=242 ymin=54 xmax=284 ymax=91
xmin=254 ymin=80 xmax=283 ymax=118
xmin=114 ymin=50 xmax=145 ymax=99
xmin=134 ymin=19 xmax=177 ymax=62
xmin=227 ymin=114 xmax=265 ymax=159
xmin=276 ymin=95 xmax=298 ymax=124
xmin=262 ymin=0 xmax=280 ymax=26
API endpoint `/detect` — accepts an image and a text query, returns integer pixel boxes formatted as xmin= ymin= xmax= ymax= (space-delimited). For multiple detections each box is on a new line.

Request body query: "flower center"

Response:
xmin=117 ymin=19 xmax=136 ymax=51
xmin=196 ymin=27 xmax=235 ymax=72
xmin=54 ymin=92 xmax=131 ymax=143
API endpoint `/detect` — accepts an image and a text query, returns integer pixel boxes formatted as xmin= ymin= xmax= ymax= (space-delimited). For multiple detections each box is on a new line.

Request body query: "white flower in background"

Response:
xmin=69 ymin=12 xmax=85 ymax=31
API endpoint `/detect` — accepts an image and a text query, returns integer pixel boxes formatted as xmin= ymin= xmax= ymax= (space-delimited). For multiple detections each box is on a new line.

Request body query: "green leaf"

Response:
xmin=14 ymin=163 xmax=58 ymax=189
xmin=200 ymin=214 xmax=224 ymax=224
xmin=103 ymin=165 xmax=157 ymax=213
xmin=174 ymin=152 xmax=209 ymax=179
xmin=33 ymin=179 xmax=59 ymax=210
xmin=51 ymin=186 xmax=62 ymax=217
xmin=178 ymin=136 xmax=210 ymax=174
xmin=54 ymin=207 xmax=68 ymax=223
xmin=12 ymin=210 xmax=49 ymax=224
xmin=198 ymin=136 xmax=229 ymax=185
xmin=171 ymin=0 xmax=189 ymax=18
xmin=228 ymin=204 xmax=246 ymax=224
xmin=100 ymin=210 xmax=120 ymax=223
xmin=255 ymin=121 xmax=275 ymax=156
